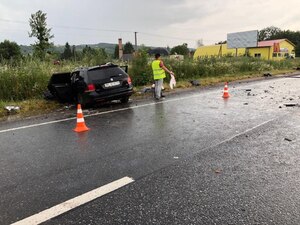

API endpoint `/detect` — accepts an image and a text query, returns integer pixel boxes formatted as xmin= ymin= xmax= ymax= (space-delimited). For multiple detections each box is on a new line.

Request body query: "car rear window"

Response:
xmin=87 ymin=67 xmax=126 ymax=81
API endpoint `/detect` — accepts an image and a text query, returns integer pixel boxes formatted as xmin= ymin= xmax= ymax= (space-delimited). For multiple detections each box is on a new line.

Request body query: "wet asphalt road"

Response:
xmin=0 ymin=74 xmax=299 ymax=225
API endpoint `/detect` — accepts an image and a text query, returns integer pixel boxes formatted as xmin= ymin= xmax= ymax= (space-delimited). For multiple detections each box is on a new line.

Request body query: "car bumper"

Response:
xmin=80 ymin=88 xmax=134 ymax=104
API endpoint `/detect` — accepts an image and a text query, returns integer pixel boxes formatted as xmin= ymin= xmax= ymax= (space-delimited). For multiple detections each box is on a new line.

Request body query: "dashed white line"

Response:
xmin=11 ymin=176 xmax=134 ymax=225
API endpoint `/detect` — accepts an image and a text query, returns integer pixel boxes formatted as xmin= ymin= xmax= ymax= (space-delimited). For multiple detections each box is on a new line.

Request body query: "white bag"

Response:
xmin=169 ymin=74 xmax=176 ymax=89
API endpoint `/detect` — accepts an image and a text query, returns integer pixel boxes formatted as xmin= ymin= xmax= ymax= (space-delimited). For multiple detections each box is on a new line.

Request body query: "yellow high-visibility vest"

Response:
xmin=152 ymin=60 xmax=166 ymax=80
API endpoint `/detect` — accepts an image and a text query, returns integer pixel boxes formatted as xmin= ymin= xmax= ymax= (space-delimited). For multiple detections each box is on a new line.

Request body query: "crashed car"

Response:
xmin=48 ymin=63 xmax=133 ymax=107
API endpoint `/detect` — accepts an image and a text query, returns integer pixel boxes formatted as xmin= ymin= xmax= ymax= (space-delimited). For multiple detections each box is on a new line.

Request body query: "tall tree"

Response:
xmin=71 ymin=45 xmax=77 ymax=60
xmin=123 ymin=42 xmax=134 ymax=54
xmin=258 ymin=26 xmax=281 ymax=41
xmin=114 ymin=44 xmax=119 ymax=59
xmin=61 ymin=42 xmax=72 ymax=60
xmin=82 ymin=45 xmax=97 ymax=55
xmin=28 ymin=10 xmax=54 ymax=59
xmin=0 ymin=40 xmax=22 ymax=62
xmin=170 ymin=43 xmax=189 ymax=55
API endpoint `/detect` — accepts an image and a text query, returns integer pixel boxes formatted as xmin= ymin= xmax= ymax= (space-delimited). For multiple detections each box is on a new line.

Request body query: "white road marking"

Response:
xmin=0 ymin=94 xmax=201 ymax=134
xmin=201 ymin=118 xmax=276 ymax=152
xmin=0 ymin=117 xmax=76 ymax=134
xmin=11 ymin=176 xmax=134 ymax=225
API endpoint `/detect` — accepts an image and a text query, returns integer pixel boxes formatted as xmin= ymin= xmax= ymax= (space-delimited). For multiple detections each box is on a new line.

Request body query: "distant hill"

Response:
xmin=59 ymin=43 xmax=117 ymax=55
xmin=19 ymin=43 xmax=195 ymax=56
xmin=20 ymin=43 xmax=117 ymax=55
xmin=20 ymin=45 xmax=34 ymax=55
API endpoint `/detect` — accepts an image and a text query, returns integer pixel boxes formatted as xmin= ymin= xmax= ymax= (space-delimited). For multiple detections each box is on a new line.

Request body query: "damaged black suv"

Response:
xmin=48 ymin=63 xmax=133 ymax=107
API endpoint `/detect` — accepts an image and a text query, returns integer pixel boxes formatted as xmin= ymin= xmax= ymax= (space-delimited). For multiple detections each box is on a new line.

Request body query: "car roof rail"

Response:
xmin=100 ymin=62 xmax=117 ymax=67
xmin=88 ymin=63 xmax=118 ymax=71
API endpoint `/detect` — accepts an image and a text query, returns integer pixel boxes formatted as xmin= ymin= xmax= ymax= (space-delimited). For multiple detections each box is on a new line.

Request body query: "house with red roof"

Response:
xmin=248 ymin=39 xmax=295 ymax=60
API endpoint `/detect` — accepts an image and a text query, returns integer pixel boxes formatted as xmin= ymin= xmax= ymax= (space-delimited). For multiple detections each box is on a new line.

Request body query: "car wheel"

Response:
xmin=77 ymin=94 xmax=93 ymax=108
xmin=120 ymin=96 xmax=129 ymax=103
xmin=77 ymin=94 xmax=86 ymax=107
xmin=49 ymin=87 xmax=59 ymax=99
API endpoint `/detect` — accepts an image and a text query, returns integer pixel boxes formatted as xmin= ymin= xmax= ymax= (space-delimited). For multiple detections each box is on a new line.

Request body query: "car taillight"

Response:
xmin=127 ymin=76 xmax=132 ymax=85
xmin=85 ymin=84 xmax=95 ymax=92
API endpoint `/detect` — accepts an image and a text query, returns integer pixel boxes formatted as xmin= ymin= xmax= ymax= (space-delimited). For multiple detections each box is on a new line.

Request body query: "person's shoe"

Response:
xmin=155 ymin=97 xmax=165 ymax=101
xmin=161 ymin=94 xmax=166 ymax=97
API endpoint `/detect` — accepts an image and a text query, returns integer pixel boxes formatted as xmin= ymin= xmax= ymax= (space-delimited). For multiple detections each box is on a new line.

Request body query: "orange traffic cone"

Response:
xmin=222 ymin=82 xmax=230 ymax=98
xmin=73 ymin=104 xmax=90 ymax=132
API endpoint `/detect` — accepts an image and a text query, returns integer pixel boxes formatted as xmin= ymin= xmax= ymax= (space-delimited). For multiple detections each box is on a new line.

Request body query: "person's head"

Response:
xmin=154 ymin=53 xmax=161 ymax=59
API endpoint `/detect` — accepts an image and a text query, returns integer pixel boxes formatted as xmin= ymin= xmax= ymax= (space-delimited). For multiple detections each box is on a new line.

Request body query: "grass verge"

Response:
xmin=0 ymin=99 xmax=60 ymax=121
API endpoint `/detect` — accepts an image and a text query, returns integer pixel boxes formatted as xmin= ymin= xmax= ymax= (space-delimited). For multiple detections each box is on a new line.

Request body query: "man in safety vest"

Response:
xmin=151 ymin=53 xmax=174 ymax=100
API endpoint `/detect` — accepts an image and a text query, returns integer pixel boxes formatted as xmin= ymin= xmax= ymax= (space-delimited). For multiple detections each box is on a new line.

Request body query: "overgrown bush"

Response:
xmin=167 ymin=56 xmax=295 ymax=80
xmin=130 ymin=51 xmax=152 ymax=86
xmin=80 ymin=48 xmax=110 ymax=66
xmin=0 ymin=58 xmax=74 ymax=101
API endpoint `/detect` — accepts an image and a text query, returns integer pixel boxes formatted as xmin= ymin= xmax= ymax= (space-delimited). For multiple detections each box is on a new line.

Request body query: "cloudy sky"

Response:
xmin=0 ymin=0 xmax=299 ymax=48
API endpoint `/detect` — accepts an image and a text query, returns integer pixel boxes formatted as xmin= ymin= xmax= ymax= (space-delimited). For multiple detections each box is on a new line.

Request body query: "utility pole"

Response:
xmin=118 ymin=38 xmax=123 ymax=60
xmin=134 ymin=32 xmax=138 ymax=52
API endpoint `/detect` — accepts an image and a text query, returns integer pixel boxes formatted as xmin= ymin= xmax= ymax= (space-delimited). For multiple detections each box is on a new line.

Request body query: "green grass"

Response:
xmin=0 ymin=98 xmax=60 ymax=120
xmin=0 ymin=59 xmax=77 ymax=101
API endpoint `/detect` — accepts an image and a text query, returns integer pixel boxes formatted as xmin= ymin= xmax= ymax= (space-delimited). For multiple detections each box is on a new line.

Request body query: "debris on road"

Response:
xmin=189 ymin=80 xmax=200 ymax=86
xmin=64 ymin=105 xmax=75 ymax=110
xmin=245 ymin=89 xmax=252 ymax=92
xmin=284 ymin=138 xmax=292 ymax=142
xmin=136 ymin=87 xmax=153 ymax=94
xmin=142 ymin=87 xmax=153 ymax=93
xmin=247 ymin=92 xmax=257 ymax=96
xmin=263 ymin=73 xmax=272 ymax=77
xmin=4 ymin=106 xmax=20 ymax=114
xmin=214 ymin=169 xmax=222 ymax=174
xmin=284 ymin=103 xmax=298 ymax=107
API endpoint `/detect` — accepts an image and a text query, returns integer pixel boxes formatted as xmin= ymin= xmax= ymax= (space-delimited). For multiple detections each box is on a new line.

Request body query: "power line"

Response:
xmin=0 ymin=17 xmax=221 ymax=44
xmin=139 ymin=32 xmax=195 ymax=41
xmin=0 ymin=18 xmax=133 ymax=33
xmin=0 ymin=18 xmax=195 ymax=41
xmin=0 ymin=18 xmax=26 ymax=24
